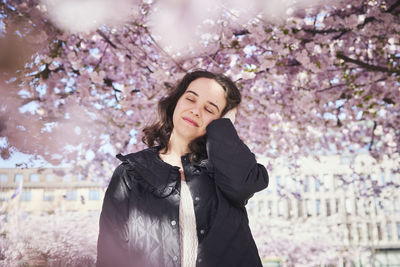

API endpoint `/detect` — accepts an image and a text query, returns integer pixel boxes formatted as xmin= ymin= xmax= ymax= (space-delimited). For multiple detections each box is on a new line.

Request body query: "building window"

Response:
xmin=297 ymin=200 xmax=303 ymax=217
xmin=393 ymin=197 xmax=399 ymax=213
xmin=354 ymin=199 xmax=358 ymax=216
xmin=29 ymin=173 xmax=40 ymax=182
xmin=335 ymin=174 xmax=347 ymax=191
xmin=14 ymin=174 xmax=23 ymax=183
xmin=304 ymin=175 xmax=310 ymax=192
xmin=323 ymin=174 xmax=331 ymax=192
xmin=258 ymin=200 xmax=264 ymax=213
xmin=314 ymin=176 xmax=320 ymax=192
xmin=278 ymin=199 xmax=286 ymax=217
xmin=306 ymin=199 xmax=313 ymax=217
xmin=1 ymin=212 xmax=8 ymax=222
xmin=43 ymin=191 xmax=55 ymax=202
xmin=21 ymin=191 xmax=31 ymax=202
xmin=383 ymin=199 xmax=391 ymax=215
xmin=357 ymin=223 xmax=362 ymax=242
xmin=367 ymin=223 xmax=372 ymax=241
xmin=345 ymin=198 xmax=352 ymax=214
xmin=77 ymin=174 xmax=85 ymax=181
xmin=46 ymin=174 xmax=54 ymax=182
xmin=294 ymin=177 xmax=302 ymax=194
xmin=276 ymin=175 xmax=281 ymax=191
xmin=377 ymin=223 xmax=382 ymax=241
xmin=335 ymin=198 xmax=340 ymax=213
xmin=343 ymin=176 xmax=349 ymax=191
xmin=65 ymin=190 xmax=77 ymax=201
xmin=0 ymin=191 xmax=8 ymax=202
xmin=346 ymin=223 xmax=352 ymax=242
xmin=333 ymin=174 xmax=340 ymax=191
xmin=287 ymin=199 xmax=292 ymax=219
xmin=391 ymin=171 xmax=399 ymax=185
xmin=0 ymin=174 xmax=8 ymax=183
xmin=396 ymin=222 xmax=400 ymax=240
xmin=316 ymin=199 xmax=321 ymax=216
xmin=62 ymin=174 xmax=71 ymax=183
xmin=381 ymin=172 xmax=386 ymax=186
xmin=267 ymin=200 xmax=273 ymax=216
xmin=364 ymin=199 xmax=371 ymax=215
xmin=356 ymin=200 xmax=364 ymax=216
xmin=89 ymin=190 xmax=100 ymax=201
xmin=374 ymin=199 xmax=379 ymax=215
xmin=326 ymin=199 xmax=331 ymax=216
xmin=386 ymin=222 xmax=392 ymax=240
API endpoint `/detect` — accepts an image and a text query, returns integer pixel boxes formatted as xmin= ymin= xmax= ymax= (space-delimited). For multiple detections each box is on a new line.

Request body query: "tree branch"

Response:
xmin=316 ymin=77 xmax=387 ymax=93
xmin=94 ymin=43 xmax=109 ymax=70
xmin=336 ymin=105 xmax=343 ymax=127
xmin=336 ymin=52 xmax=400 ymax=75
xmin=386 ymin=0 xmax=400 ymax=13
xmin=368 ymin=121 xmax=377 ymax=151
xmin=96 ymin=29 xmax=117 ymax=49
xmin=301 ymin=15 xmax=376 ymax=40
xmin=233 ymin=29 xmax=250 ymax=36
xmin=316 ymin=83 xmax=347 ymax=93
xmin=302 ymin=28 xmax=348 ymax=35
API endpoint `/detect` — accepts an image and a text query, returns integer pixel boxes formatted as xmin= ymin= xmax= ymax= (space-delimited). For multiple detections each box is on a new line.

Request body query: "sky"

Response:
xmin=0 ymin=137 xmax=65 ymax=168
xmin=0 ymin=149 xmax=52 ymax=168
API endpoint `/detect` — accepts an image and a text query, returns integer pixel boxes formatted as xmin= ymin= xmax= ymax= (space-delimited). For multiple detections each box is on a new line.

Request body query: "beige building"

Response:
xmin=249 ymin=153 xmax=400 ymax=266
xmin=0 ymin=167 xmax=105 ymax=218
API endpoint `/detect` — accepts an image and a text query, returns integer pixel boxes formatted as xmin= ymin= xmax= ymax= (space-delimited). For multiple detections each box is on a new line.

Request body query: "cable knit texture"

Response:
xmin=179 ymin=170 xmax=198 ymax=267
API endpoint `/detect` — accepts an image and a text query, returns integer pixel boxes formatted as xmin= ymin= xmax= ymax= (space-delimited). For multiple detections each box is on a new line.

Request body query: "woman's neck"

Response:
xmin=161 ymin=131 xmax=190 ymax=157
xmin=158 ymin=132 xmax=191 ymax=171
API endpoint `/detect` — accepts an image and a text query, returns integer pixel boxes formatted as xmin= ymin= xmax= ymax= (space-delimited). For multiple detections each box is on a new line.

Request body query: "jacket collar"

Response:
xmin=118 ymin=145 xmax=178 ymax=181
xmin=116 ymin=146 xmax=210 ymax=198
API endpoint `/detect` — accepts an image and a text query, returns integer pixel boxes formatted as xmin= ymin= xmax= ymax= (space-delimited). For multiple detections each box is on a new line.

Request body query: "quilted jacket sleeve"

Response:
xmin=206 ymin=118 xmax=269 ymax=207
xmin=96 ymin=164 xmax=131 ymax=267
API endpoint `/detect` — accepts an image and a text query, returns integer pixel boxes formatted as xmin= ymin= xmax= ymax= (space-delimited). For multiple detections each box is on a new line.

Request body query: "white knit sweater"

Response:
xmin=179 ymin=170 xmax=198 ymax=267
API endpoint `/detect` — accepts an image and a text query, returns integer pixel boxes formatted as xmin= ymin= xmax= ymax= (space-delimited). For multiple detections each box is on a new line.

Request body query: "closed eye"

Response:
xmin=186 ymin=97 xmax=195 ymax=102
xmin=205 ymin=107 xmax=214 ymax=114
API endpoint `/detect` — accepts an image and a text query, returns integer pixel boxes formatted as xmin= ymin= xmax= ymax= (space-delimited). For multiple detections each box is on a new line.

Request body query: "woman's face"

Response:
xmin=172 ymin=77 xmax=227 ymax=142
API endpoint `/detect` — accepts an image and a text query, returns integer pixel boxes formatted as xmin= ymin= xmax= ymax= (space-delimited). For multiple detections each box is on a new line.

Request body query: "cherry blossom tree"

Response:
xmin=1 ymin=0 xmax=398 ymax=172
xmin=0 ymin=0 xmax=399 ymax=265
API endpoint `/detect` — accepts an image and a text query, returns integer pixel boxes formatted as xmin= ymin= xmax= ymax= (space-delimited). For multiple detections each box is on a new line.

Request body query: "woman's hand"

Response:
xmin=222 ymin=108 xmax=237 ymax=124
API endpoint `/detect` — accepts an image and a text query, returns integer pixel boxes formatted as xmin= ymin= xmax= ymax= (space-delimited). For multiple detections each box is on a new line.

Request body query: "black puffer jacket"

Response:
xmin=96 ymin=118 xmax=269 ymax=267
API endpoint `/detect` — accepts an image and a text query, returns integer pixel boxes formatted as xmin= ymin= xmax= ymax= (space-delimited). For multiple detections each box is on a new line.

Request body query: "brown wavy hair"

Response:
xmin=142 ymin=70 xmax=241 ymax=163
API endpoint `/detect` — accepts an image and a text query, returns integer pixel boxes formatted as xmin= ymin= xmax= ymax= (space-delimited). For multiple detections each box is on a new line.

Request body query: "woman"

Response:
xmin=96 ymin=70 xmax=269 ymax=267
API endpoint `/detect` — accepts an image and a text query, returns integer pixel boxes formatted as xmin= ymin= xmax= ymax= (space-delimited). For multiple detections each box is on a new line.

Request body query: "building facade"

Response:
xmin=1 ymin=153 xmax=399 ymax=266
xmin=0 ymin=167 xmax=105 ymax=218
xmin=248 ymin=153 xmax=400 ymax=266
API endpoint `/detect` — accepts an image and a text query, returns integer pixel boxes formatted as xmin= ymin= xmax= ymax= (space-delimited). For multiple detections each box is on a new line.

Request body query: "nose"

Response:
xmin=190 ymin=105 xmax=201 ymax=117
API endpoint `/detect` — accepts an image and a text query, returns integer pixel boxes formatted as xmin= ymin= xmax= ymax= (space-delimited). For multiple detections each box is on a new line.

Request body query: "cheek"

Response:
xmin=202 ymin=114 xmax=217 ymax=128
xmin=173 ymin=100 xmax=186 ymax=117
xmin=174 ymin=99 xmax=183 ymax=111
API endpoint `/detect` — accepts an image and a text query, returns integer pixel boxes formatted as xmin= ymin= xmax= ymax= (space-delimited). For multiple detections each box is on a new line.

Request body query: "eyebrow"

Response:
xmin=186 ymin=90 xmax=220 ymax=112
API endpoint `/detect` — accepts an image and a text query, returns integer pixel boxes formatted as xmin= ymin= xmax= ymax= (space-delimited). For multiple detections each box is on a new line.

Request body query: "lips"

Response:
xmin=182 ymin=117 xmax=199 ymax=127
